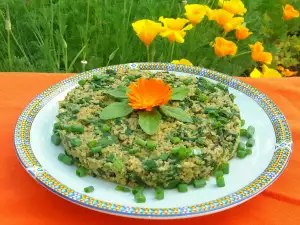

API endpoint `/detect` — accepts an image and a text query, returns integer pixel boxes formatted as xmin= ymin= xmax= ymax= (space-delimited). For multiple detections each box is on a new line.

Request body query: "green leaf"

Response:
xmin=104 ymin=87 xmax=128 ymax=99
xmin=171 ymin=87 xmax=189 ymax=101
xmin=100 ymin=101 xmax=133 ymax=120
xmin=138 ymin=109 xmax=161 ymax=135
xmin=160 ymin=105 xmax=193 ymax=123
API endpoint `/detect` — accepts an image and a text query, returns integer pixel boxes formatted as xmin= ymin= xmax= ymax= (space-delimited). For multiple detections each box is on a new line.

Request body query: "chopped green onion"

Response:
xmin=171 ymin=146 xmax=181 ymax=155
xmin=84 ymin=186 xmax=94 ymax=193
xmin=178 ymin=147 xmax=187 ymax=160
xmin=70 ymin=125 xmax=84 ymax=134
xmin=159 ymin=154 xmax=169 ymax=161
xmin=199 ymin=94 xmax=208 ymax=102
xmin=53 ymin=122 xmax=62 ymax=130
xmin=128 ymin=148 xmax=140 ymax=155
xmin=155 ymin=187 xmax=164 ymax=200
xmin=102 ymin=124 xmax=110 ymax=132
xmin=76 ymin=167 xmax=87 ymax=177
xmin=51 ymin=133 xmax=61 ymax=145
xmin=237 ymin=150 xmax=247 ymax=159
xmin=183 ymin=78 xmax=193 ymax=85
xmin=215 ymin=170 xmax=224 ymax=178
xmin=115 ymin=185 xmax=131 ymax=192
xmin=216 ymin=176 xmax=225 ymax=187
xmin=221 ymin=162 xmax=229 ymax=174
xmin=216 ymin=83 xmax=226 ymax=90
xmin=113 ymin=159 xmax=124 ymax=171
xmin=134 ymin=191 xmax=146 ymax=203
xmin=193 ymin=178 xmax=206 ymax=188
xmin=70 ymin=138 xmax=81 ymax=147
xmin=58 ymin=153 xmax=73 ymax=165
xmin=165 ymin=179 xmax=180 ymax=189
xmin=238 ymin=142 xmax=246 ymax=151
xmin=143 ymin=160 xmax=157 ymax=172
xmin=87 ymin=140 xmax=98 ymax=149
xmin=78 ymin=79 xmax=87 ymax=86
xmin=246 ymin=138 xmax=255 ymax=147
xmin=178 ymin=184 xmax=188 ymax=193
xmin=240 ymin=129 xmax=247 ymax=137
xmin=91 ymin=146 xmax=103 ymax=153
xmin=247 ymin=126 xmax=255 ymax=138
xmin=171 ymin=137 xmax=181 ymax=144
xmin=194 ymin=89 xmax=201 ymax=95
xmin=132 ymin=186 xmax=144 ymax=195
xmin=204 ymin=107 xmax=217 ymax=114
xmin=241 ymin=119 xmax=245 ymax=127
xmin=135 ymin=138 xmax=147 ymax=147
xmin=246 ymin=148 xmax=253 ymax=155
xmin=58 ymin=153 xmax=65 ymax=162
xmin=146 ymin=141 xmax=156 ymax=151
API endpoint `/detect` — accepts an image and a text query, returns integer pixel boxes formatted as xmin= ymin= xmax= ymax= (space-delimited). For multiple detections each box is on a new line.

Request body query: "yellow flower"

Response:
xmin=283 ymin=4 xmax=299 ymax=20
xmin=219 ymin=0 xmax=247 ymax=16
xmin=235 ymin=25 xmax=253 ymax=40
xmin=207 ymin=9 xmax=244 ymax=32
xmin=132 ymin=19 xmax=163 ymax=46
xmin=249 ymin=42 xmax=272 ymax=64
xmin=159 ymin=17 xmax=193 ymax=43
xmin=250 ymin=65 xmax=282 ymax=78
xmin=184 ymin=4 xmax=210 ymax=25
xmin=171 ymin=59 xmax=193 ymax=66
xmin=250 ymin=68 xmax=263 ymax=78
xmin=214 ymin=37 xmax=238 ymax=57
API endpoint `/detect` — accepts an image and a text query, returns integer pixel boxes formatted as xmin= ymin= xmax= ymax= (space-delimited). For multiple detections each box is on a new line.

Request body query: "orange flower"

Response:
xmin=278 ymin=66 xmax=297 ymax=77
xmin=207 ymin=9 xmax=244 ymax=32
xmin=235 ymin=25 xmax=253 ymax=40
xmin=283 ymin=4 xmax=299 ymax=20
xmin=214 ymin=37 xmax=238 ymax=57
xmin=249 ymin=42 xmax=273 ymax=64
xmin=184 ymin=4 xmax=210 ymax=25
xmin=159 ymin=17 xmax=193 ymax=43
xmin=219 ymin=0 xmax=247 ymax=16
xmin=132 ymin=19 xmax=163 ymax=46
xmin=282 ymin=69 xmax=297 ymax=77
xmin=127 ymin=78 xmax=172 ymax=111
xmin=277 ymin=65 xmax=285 ymax=72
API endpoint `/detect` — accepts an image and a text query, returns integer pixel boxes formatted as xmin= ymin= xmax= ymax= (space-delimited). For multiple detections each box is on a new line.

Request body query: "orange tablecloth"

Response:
xmin=0 ymin=73 xmax=299 ymax=225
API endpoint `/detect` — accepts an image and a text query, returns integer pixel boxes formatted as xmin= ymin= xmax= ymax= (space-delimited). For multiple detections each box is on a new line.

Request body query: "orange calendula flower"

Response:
xmin=249 ymin=42 xmax=273 ymax=64
xmin=159 ymin=17 xmax=193 ymax=43
xmin=171 ymin=58 xmax=193 ymax=66
xmin=277 ymin=65 xmax=285 ymax=72
xmin=207 ymin=9 xmax=244 ymax=32
xmin=219 ymin=0 xmax=247 ymax=16
xmin=214 ymin=37 xmax=238 ymax=57
xmin=127 ymin=78 xmax=172 ymax=111
xmin=132 ymin=19 xmax=163 ymax=46
xmin=235 ymin=25 xmax=253 ymax=40
xmin=184 ymin=4 xmax=210 ymax=25
xmin=283 ymin=4 xmax=299 ymax=20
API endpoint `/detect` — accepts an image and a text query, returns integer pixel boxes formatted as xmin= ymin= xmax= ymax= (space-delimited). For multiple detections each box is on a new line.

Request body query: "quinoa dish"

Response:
xmin=51 ymin=69 xmax=243 ymax=191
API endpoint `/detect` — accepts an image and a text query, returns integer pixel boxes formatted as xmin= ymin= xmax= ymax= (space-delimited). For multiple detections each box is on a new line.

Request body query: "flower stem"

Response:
xmin=7 ymin=30 xmax=12 ymax=71
xmin=232 ymin=51 xmax=251 ymax=58
xmin=146 ymin=45 xmax=150 ymax=62
xmin=170 ymin=42 xmax=175 ymax=61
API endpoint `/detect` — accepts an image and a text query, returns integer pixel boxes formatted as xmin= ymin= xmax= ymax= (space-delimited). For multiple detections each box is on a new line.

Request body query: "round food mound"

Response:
xmin=53 ymin=69 xmax=241 ymax=188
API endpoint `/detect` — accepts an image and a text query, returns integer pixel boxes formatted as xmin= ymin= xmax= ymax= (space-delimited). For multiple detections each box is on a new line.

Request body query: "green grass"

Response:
xmin=0 ymin=0 xmax=299 ymax=75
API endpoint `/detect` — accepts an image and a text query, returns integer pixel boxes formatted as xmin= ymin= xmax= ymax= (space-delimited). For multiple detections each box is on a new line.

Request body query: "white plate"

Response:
xmin=14 ymin=63 xmax=292 ymax=219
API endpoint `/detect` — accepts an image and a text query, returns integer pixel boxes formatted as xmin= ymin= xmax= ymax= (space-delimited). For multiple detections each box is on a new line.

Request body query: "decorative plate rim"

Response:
xmin=14 ymin=62 xmax=292 ymax=219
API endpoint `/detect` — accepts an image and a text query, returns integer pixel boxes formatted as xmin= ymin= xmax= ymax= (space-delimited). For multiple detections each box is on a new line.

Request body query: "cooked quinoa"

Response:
xmin=52 ymin=69 xmax=241 ymax=188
